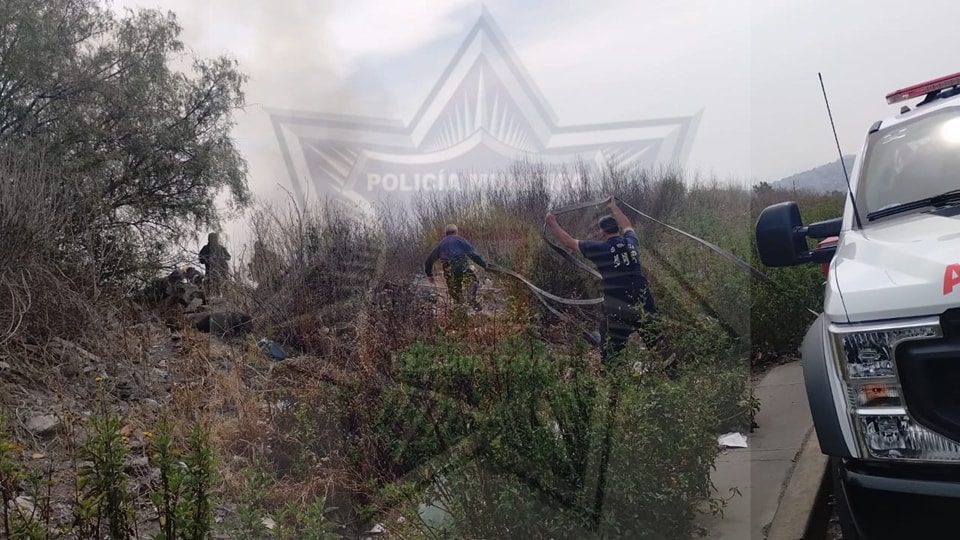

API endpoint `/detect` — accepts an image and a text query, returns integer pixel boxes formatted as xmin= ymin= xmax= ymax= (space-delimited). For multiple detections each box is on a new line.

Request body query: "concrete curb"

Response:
xmin=767 ymin=428 xmax=830 ymax=540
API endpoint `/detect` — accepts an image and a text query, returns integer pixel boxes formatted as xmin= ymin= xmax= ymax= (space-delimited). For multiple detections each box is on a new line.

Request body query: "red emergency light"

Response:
xmin=886 ymin=72 xmax=960 ymax=105
xmin=818 ymin=236 xmax=839 ymax=278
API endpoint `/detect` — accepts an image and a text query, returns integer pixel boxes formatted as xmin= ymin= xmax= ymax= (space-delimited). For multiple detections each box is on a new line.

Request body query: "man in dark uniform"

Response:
xmin=199 ymin=232 xmax=231 ymax=297
xmin=424 ymin=224 xmax=488 ymax=310
xmin=545 ymin=196 xmax=659 ymax=362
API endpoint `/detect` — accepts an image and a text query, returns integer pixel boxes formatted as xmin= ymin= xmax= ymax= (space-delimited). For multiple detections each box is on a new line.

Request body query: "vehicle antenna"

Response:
xmin=819 ymin=72 xmax=863 ymax=228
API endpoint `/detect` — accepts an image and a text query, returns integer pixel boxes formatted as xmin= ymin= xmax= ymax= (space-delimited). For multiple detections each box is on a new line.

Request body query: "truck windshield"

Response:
xmin=857 ymin=107 xmax=960 ymax=223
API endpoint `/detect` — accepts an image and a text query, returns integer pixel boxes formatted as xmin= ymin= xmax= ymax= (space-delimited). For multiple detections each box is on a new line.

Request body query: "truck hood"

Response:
xmin=833 ymin=210 xmax=960 ymax=322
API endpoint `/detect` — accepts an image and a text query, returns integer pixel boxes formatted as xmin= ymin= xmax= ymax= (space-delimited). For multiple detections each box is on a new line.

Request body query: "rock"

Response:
xmin=59 ymin=363 xmax=79 ymax=378
xmin=50 ymin=337 xmax=100 ymax=364
xmin=27 ymin=414 xmax=59 ymax=436
xmin=13 ymin=496 xmax=34 ymax=514
xmin=189 ymin=312 xmax=253 ymax=337
xmin=114 ymin=381 xmax=136 ymax=400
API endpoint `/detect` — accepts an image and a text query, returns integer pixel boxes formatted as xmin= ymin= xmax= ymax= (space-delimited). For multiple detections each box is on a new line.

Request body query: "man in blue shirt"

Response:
xmin=424 ymin=224 xmax=488 ymax=310
xmin=545 ymin=197 xmax=659 ymax=362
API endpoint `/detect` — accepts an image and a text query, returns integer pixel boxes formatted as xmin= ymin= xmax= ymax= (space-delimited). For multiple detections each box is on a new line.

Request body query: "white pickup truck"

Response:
xmin=755 ymin=72 xmax=960 ymax=540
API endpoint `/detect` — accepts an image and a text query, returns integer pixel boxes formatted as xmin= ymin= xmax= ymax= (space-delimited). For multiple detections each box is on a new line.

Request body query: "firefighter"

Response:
xmin=545 ymin=196 xmax=659 ymax=362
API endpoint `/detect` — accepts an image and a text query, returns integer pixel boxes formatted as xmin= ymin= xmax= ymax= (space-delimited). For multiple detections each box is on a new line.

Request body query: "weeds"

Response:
xmin=179 ymin=423 xmax=217 ymax=540
xmin=0 ymin=415 xmax=20 ymax=538
xmin=0 ymin=161 xmax=844 ymax=539
xmin=79 ymin=409 xmax=136 ymax=539
xmin=230 ymin=464 xmax=273 ymax=539
xmin=275 ymin=495 xmax=340 ymax=540
xmin=148 ymin=415 xmax=184 ymax=540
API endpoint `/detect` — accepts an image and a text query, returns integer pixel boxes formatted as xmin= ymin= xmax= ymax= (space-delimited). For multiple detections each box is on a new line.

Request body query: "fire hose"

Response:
xmin=484 ymin=196 xmax=817 ymax=334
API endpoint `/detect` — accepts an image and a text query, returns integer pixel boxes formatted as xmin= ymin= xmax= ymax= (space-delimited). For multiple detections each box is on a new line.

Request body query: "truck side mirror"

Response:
xmin=755 ymin=201 xmax=842 ymax=267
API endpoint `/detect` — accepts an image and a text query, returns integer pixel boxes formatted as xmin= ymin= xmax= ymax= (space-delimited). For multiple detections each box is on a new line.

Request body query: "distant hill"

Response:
xmin=769 ymin=155 xmax=857 ymax=193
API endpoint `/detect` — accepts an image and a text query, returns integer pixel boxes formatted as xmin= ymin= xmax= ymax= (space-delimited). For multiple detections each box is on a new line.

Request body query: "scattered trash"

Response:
xmin=632 ymin=361 xmax=652 ymax=375
xmin=367 ymin=523 xmax=386 ymax=534
xmin=0 ymin=361 xmax=10 ymax=371
xmin=717 ymin=432 xmax=748 ymax=449
xmin=258 ymin=338 xmax=287 ymax=361
xmin=272 ymin=399 xmax=296 ymax=413
xmin=261 ymin=516 xmax=276 ymax=530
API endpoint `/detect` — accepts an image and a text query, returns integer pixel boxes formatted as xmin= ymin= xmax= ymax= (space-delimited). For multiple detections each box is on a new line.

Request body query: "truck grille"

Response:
xmin=897 ymin=336 xmax=960 ymax=444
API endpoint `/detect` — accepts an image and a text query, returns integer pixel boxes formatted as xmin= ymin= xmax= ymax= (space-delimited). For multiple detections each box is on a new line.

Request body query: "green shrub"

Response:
xmin=371 ymin=326 xmax=741 ymax=538
xmin=148 ymin=415 xmax=185 ymax=540
xmin=178 ymin=424 xmax=217 ymax=540
xmin=275 ymin=496 xmax=340 ymax=540
xmin=0 ymin=415 xmax=19 ymax=539
xmin=230 ymin=464 xmax=273 ymax=539
xmin=749 ymin=190 xmax=845 ymax=356
xmin=79 ymin=410 xmax=136 ymax=539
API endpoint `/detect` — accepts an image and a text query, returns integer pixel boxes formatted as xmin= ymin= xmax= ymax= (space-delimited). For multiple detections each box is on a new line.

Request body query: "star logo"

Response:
xmin=269 ymin=8 xmax=702 ymax=211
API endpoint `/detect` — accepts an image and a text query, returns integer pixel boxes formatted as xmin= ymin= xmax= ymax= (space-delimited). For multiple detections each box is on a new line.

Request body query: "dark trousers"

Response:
xmin=599 ymin=288 xmax=659 ymax=363
xmin=442 ymin=261 xmax=479 ymax=307
xmin=204 ymin=264 xmax=228 ymax=297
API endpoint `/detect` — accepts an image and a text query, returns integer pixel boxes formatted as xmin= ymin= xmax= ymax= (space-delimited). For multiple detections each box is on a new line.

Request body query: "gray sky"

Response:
xmin=109 ymin=0 xmax=960 ymax=245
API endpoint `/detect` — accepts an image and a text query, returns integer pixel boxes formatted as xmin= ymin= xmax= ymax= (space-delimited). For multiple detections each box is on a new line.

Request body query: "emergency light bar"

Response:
xmin=886 ymin=72 xmax=960 ymax=105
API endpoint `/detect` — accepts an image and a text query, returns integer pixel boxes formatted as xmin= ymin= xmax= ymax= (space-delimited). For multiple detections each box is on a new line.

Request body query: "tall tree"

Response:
xmin=0 ymin=0 xmax=250 ymax=282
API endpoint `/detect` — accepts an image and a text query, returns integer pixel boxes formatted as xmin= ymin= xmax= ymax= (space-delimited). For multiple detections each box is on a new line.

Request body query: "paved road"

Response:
xmin=698 ymin=361 xmax=813 ymax=539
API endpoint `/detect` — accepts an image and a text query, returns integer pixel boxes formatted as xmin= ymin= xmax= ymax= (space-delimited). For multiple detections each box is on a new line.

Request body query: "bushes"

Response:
xmin=0 ymin=408 xmax=217 ymax=539
xmin=79 ymin=411 xmax=137 ymax=538
xmin=0 ymin=154 xmax=101 ymax=350
xmin=1 ymin=1 xmax=250 ymax=285
xmin=363 ymin=322 xmax=743 ymax=538
xmin=243 ymin=200 xmax=385 ymax=357
xmin=749 ymin=189 xmax=845 ymax=356
xmin=0 ymin=156 xmax=843 ymax=538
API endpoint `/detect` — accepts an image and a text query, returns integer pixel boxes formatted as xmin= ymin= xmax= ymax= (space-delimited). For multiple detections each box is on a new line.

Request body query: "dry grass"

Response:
xmin=0 ymin=157 xmax=843 ymax=536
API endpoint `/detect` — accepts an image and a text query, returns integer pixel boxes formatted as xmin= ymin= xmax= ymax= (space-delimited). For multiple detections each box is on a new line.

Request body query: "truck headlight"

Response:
xmin=859 ymin=413 xmax=960 ymax=461
xmin=836 ymin=326 xmax=938 ymax=379
xmin=829 ymin=320 xmax=960 ymax=461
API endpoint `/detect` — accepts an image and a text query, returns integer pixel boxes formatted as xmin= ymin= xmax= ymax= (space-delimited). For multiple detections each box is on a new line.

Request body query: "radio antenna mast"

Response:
xmin=819 ymin=72 xmax=863 ymax=228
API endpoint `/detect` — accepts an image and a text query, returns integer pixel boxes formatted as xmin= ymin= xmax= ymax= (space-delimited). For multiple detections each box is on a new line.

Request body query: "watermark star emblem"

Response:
xmin=269 ymin=8 xmax=702 ymax=210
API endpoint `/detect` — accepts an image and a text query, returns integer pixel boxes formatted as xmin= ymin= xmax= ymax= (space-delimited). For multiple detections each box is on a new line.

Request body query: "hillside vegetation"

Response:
xmin=2 ymin=155 xmax=844 ymax=538
xmin=0 ymin=2 xmax=848 ymax=539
